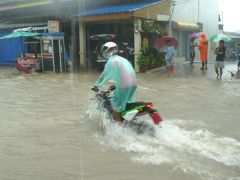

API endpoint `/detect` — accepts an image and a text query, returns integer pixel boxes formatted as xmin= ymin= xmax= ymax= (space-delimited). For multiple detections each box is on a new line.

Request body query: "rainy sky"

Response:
xmin=219 ymin=0 xmax=240 ymax=32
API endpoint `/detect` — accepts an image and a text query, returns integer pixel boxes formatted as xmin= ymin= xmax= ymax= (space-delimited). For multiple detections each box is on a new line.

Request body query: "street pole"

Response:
xmin=198 ymin=0 xmax=200 ymax=22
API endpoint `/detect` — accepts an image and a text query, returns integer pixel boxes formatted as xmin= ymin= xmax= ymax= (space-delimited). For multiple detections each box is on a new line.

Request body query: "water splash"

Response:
xmin=156 ymin=120 xmax=240 ymax=168
xmin=86 ymin=102 xmax=240 ymax=178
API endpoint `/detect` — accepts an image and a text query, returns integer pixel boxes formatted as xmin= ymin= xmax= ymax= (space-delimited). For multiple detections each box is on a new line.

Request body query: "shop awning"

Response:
xmin=0 ymin=23 xmax=47 ymax=30
xmin=0 ymin=32 xmax=41 ymax=39
xmin=172 ymin=21 xmax=202 ymax=31
xmin=71 ymin=1 xmax=162 ymax=18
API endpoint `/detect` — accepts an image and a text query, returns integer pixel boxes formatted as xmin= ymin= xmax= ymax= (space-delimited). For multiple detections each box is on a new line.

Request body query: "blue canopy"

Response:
xmin=0 ymin=37 xmax=28 ymax=65
xmin=71 ymin=1 xmax=162 ymax=17
xmin=0 ymin=32 xmax=41 ymax=39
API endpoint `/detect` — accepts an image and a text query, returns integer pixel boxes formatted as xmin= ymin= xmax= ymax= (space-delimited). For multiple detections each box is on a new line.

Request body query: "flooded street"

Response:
xmin=0 ymin=62 xmax=239 ymax=180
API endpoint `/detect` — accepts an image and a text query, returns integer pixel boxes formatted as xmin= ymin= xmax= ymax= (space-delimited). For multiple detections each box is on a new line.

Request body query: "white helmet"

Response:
xmin=101 ymin=42 xmax=118 ymax=59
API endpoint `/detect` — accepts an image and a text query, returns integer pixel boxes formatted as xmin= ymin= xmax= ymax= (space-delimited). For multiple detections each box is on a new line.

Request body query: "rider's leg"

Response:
xmin=113 ymin=111 xmax=123 ymax=123
xmin=111 ymin=90 xmax=123 ymax=123
xmin=111 ymin=87 xmax=136 ymax=124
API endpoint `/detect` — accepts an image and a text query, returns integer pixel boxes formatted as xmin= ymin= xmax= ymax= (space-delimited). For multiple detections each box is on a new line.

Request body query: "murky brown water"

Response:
xmin=0 ymin=62 xmax=239 ymax=180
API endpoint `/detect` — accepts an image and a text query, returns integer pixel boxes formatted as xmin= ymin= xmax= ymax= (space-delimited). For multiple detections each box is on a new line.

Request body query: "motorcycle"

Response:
xmin=92 ymin=85 xmax=163 ymax=136
xmin=16 ymin=53 xmax=38 ymax=73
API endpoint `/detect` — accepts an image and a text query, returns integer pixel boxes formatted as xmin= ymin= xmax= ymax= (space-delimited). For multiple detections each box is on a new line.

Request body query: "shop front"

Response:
xmin=71 ymin=0 xmax=171 ymax=72
xmin=40 ymin=32 xmax=67 ymax=73
xmin=171 ymin=21 xmax=203 ymax=61
xmin=85 ymin=22 xmax=134 ymax=70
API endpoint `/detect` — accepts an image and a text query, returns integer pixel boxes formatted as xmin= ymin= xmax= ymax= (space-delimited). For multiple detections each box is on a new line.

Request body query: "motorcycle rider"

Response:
xmin=92 ymin=42 xmax=137 ymax=123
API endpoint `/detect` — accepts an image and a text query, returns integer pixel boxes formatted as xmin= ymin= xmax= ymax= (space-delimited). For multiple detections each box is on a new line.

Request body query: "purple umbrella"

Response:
xmin=188 ymin=33 xmax=201 ymax=40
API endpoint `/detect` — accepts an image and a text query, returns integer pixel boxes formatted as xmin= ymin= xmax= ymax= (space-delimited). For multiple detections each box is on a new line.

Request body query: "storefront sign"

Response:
xmin=172 ymin=21 xmax=202 ymax=31
xmin=48 ymin=21 xmax=60 ymax=32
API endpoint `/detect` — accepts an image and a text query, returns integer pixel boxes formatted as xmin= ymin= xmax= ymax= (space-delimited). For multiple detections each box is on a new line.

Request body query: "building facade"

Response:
xmin=0 ymin=0 xmax=221 ymax=71
xmin=171 ymin=0 xmax=220 ymax=62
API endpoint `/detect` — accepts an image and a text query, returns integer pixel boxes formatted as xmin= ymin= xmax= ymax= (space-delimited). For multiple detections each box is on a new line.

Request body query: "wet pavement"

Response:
xmin=0 ymin=62 xmax=239 ymax=180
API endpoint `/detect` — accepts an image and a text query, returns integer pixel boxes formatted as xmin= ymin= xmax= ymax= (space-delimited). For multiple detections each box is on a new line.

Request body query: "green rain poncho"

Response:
xmin=95 ymin=55 xmax=137 ymax=112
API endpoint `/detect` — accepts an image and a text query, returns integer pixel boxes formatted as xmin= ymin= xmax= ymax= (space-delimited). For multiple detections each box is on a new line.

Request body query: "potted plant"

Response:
xmin=137 ymin=51 xmax=151 ymax=72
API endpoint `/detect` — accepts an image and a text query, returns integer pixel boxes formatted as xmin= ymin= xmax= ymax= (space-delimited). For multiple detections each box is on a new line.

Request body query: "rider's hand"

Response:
xmin=91 ymin=86 xmax=99 ymax=92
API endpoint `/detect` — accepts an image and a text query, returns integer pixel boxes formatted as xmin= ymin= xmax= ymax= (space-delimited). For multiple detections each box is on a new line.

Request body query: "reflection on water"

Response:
xmin=0 ymin=62 xmax=240 ymax=180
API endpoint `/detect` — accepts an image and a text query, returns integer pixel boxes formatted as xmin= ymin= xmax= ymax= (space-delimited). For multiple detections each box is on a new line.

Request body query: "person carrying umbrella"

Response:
xmin=189 ymin=38 xmax=197 ymax=67
xmin=198 ymin=33 xmax=208 ymax=70
xmin=188 ymin=33 xmax=201 ymax=67
xmin=164 ymin=40 xmax=175 ymax=77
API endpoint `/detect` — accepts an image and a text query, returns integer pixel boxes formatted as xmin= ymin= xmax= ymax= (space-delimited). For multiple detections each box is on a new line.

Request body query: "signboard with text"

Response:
xmin=48 ymin=21 xmax=60 ymax=32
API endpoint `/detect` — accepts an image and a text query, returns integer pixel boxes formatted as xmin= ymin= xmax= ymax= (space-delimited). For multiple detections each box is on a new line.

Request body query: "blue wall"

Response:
xmin=0 ymin=37 xmax=27 ymax=65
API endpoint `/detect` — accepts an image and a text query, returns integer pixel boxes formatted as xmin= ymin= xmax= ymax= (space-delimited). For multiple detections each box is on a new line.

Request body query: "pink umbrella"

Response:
xmin=154 ymin=36 xmax=179 ymax=50
xmin=188 ymin=33 xmax=201 ymax=40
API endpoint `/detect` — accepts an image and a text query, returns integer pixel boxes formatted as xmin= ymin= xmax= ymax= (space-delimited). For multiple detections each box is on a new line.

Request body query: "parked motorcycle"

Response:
xmin=92 ymin=85 xmax=163 ymax=136
xmin=16 ymin=53 xmax=38 ymax=73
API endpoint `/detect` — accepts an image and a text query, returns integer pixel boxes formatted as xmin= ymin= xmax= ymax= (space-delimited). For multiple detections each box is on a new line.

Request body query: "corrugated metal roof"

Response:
xmin=71 ymin=1 xmax=162 ymax=18
xmin=0 ymin=23 xmax=47 ymax=30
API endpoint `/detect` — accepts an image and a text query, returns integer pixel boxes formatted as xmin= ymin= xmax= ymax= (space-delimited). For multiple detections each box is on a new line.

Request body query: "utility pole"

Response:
xmin=221 ymin=12 xmax=224 ymax=25
xmin=169 ymin=0 xmax=176 ymax=36
xmin=198 ymin=0 xmax=200 ymax=22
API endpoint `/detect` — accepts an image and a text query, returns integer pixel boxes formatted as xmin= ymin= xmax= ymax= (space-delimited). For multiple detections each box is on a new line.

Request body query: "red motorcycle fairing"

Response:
xmin=16 ymin=56 xmax=37 ymax=73
xmin=149 ymin=111 xmax=163 ymax=124
xmin=124 ymin=101 xmax=163 ymax=125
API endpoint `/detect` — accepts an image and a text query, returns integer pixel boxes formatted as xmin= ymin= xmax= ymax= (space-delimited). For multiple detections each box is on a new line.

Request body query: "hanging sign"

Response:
xmin=48 ymin=21 xmax=60 ymax=32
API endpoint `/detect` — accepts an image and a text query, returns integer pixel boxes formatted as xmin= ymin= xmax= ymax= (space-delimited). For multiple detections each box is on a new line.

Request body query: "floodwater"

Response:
xmin=0 ymin=62 xmax=239 ymax=180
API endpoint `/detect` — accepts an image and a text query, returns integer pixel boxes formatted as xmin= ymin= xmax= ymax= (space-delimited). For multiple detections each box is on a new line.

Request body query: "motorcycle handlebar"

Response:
xmin=91 ymin=85 xmax=116 ymax=93
xmin=91 ymin=86 xmax=99 ymax=92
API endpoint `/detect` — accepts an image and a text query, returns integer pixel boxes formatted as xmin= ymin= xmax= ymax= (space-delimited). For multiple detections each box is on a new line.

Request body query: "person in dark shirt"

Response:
xmin=214 ymin=40 xmax=226 ymax=79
